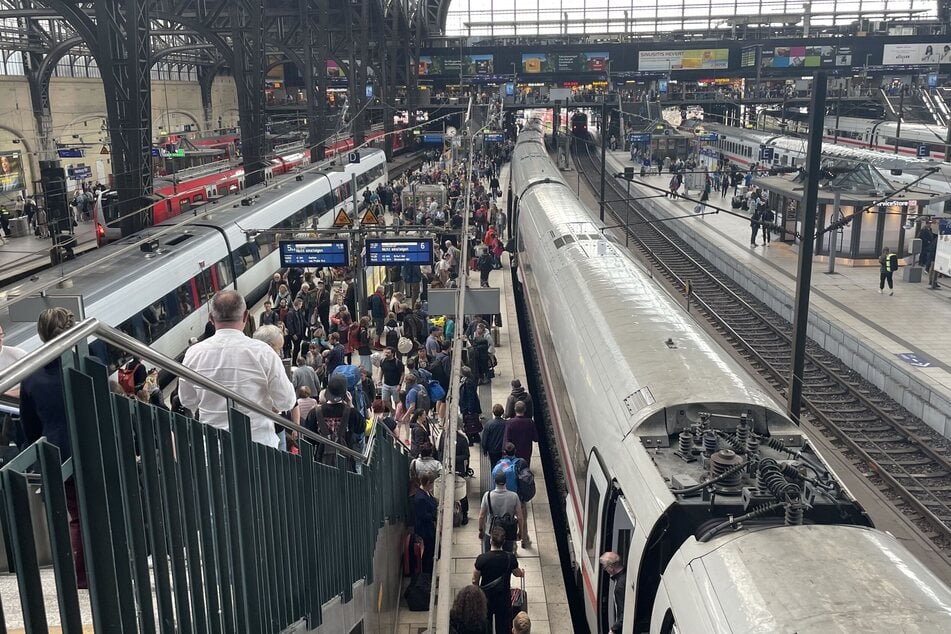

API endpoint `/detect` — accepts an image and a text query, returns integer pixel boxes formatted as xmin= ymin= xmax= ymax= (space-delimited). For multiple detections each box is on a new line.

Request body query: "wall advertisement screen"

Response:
xmin=0 ymin=152 xmax=24 ymax=193
xmin=638 ymin=49 xmax=728 ymax=71
xmin=883 ymin=43 xmax=951 ymax=65
xmin=520 ymin=52 xmax=610 ymax=74
xmin=419 ymin=54 xmax=494 ymax=76
xmin=761 ymin=45 xmax=851 ymax=68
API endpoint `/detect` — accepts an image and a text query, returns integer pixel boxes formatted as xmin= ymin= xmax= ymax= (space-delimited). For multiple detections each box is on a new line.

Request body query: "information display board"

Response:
xmin=520 ymin=52 xmax=609 ymax=73
xmin=366 ymin=238 xmax=434 ymax=266
xmin=279 ymin=239 xmax=350 ymax=267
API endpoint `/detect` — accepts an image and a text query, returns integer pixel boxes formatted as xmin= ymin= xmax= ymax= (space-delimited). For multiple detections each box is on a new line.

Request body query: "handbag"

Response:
xmin=511 ymin=576 xmax=528 ymax=614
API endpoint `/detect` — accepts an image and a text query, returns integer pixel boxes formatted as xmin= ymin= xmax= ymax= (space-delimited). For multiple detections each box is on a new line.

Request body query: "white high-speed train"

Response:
xmin=827 ymin=117 xmax=949 ymax=161
xmin=0 ymin=149 xmax=388 ymax=362
xmin=509 ymin=119 xmax=951 ymax=633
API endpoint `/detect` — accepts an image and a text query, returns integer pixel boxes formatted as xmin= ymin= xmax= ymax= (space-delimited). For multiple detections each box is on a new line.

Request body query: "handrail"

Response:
xmin=0 ymin=318 xmax=376 ymax=463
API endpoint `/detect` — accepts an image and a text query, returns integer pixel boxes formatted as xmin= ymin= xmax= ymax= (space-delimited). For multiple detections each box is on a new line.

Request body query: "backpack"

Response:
xmin=414 ymin=383 xmax=432 ymax=413
xmin=384 ymin=326 xmax=400 ymax=349
xmin=427 ymin=380 xmax=446 ymax=403
xmin=331 ymin=365 xmax=365 ymax=419
xmin=516 ymin=461 xmax=536 ymax=502
xmin=492 ymin=457 xmax=520 ymax=495
xmin=403 ymin=572 xmax=432 ymax=611
xmin=889 ymin=253 xmax=900 ymax=270
xmin=118 ymin=362 xmax=140 ymax=395
xmin=487 ymin=490 xmax=519 ymax=541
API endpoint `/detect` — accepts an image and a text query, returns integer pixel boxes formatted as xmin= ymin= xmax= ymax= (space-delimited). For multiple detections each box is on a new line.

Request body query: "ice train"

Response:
xmin=509 ymin=118 xmax=951 ymax=633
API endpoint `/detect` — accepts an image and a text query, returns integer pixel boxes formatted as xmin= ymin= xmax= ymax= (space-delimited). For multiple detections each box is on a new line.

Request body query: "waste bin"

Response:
xmin=8 ymin=216 xmax=29 ymax=238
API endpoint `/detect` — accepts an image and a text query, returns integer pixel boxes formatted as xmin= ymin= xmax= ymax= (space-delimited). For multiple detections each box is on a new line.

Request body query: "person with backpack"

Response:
xmin=503 ymin=400 xmax=537 ymax=468
xmin=492 ymin=442 xmax=535 ymax=549
xmin=477 ymin=248 xmax=495 ymax=288
xmin=401 ymin=373 xmax=432 ymax=425
xmin=479 ymin=470 xmax=522 ymax=554
xmin=118 ymin=356 xmax=147 ymax=396
xmin=503 ymin=379 xmax=533 ymax=419
xmin=473 ymin=525 xmax=524 ymax=634
xmin=305 ymin=374 xmax=361 ymax=465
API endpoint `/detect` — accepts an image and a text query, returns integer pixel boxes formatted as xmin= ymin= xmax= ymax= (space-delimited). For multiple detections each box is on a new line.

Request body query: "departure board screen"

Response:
xmin=279 ymin=240 xmax=350 ymax=267
xmin=366 ymin=238 xmax=434 ymax=265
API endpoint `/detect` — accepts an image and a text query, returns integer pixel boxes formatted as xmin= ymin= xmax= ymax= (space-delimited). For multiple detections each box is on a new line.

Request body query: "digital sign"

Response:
xmin=366 ymin=238 xmax=434 ymax=266
xmin=279 ymin=240 xmax=350 ymax=267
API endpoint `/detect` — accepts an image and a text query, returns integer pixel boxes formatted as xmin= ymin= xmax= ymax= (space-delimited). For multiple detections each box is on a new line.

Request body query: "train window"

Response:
xmin=584 ymin=480 xmax=601 ymax=564
xmin=180 ymin=199 xmax=191 ymax=212
xmin=217 ymin=259 xmax=234 ymax=288
xmin=193 ymin=192 xmax=205 ymax=203
xmin=197 ymin=268 xmax=216 ymax=303
xmin=177 ymin=284 xmax=196 ymax=317
xmin=660 ymin=609 xmax=678 ymax=634
xmin=256 ymin=233 xmax=276 ymax=259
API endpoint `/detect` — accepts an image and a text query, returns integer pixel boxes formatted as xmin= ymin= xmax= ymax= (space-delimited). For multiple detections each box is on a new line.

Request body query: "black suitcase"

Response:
xmin=404 ymin=573 xmax=432 ymax=611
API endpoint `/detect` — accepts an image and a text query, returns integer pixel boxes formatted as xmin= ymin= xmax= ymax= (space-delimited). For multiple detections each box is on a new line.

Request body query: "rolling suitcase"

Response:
xmin=511 ymin=577 xmax=528 ymax=615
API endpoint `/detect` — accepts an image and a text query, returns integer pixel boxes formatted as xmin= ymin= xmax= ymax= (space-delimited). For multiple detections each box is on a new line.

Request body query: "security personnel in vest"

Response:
xmin=879 ymin=246 xmax=898 ymax=296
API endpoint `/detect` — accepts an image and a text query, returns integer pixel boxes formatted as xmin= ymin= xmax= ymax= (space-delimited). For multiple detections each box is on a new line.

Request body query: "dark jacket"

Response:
xmin=20 ymin=360 xmax=70 ymax=462
xmin=610 ymin=569 xmax=627 ymax=633
xmin=459 ymin=377 xmax=481 ymax=415
xmin=283 ymin=308 xmax=307 ymax=340
xmin=481 ymin=416 xmax=506 ymax=459
xmin=369 ymin=291 xmax=386 ymax=319
xmin=504 ymin=387 xmax=534 ymax=419
xmin=503 ymin=415 xmax=537 ymax=463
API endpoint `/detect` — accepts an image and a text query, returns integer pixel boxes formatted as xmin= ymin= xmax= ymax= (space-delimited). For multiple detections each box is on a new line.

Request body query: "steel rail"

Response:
xmin=574 ymin=140 xmax=951 ymax=547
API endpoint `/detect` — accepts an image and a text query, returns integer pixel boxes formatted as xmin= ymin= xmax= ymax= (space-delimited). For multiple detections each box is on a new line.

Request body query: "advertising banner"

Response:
xmin=520 ymin=52 xmax=609 ymax=74
xmin=638 ymin=49 xmax=728 ymax=71
xmin=760 ymin=45 xmax=851 ymax=68
xmin=0 ymin=152 xmax=24 ymax=193
xmin=883 ymin=43 xmax=951 ymax=65
xmin=418 ymin=54 xmax=494 ymax=76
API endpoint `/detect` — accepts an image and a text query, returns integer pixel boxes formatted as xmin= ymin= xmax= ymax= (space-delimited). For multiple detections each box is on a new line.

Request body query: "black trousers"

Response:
xmin=750 ymin=224 xmax=759 ymax=245
xmin=487 ymin=595 xmax=513 ymax=634
xmin=880 ymin=270 xmax=894 ymax=290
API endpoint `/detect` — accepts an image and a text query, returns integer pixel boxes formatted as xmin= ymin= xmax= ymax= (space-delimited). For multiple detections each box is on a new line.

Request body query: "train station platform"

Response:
xmin=396 ymin=170 xmax=572 ymax=634
xmin=603 ymin=149 xmax=951 ymax=439
xmin=0 ymin=222 xmax=97 ymax=286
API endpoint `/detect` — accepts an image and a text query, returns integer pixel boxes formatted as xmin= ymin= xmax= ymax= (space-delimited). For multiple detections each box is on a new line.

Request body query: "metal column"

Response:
xmin=230 ymin=0 xmax=267 ymax=188
xmin=313 ymin=0 xmax=330 ymax=160
xmin=299 ymin=0 xmax=320 ymax=164
xmin=787 ymin=71 xmax=827 ymax=424
xmin=94 ymin=0 xmax=154 ymax=237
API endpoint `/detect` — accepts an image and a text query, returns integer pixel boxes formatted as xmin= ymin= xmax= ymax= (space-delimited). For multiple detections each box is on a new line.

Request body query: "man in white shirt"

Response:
xmin=0 ymin=325 xmax=27 ymax=398
xmin=179 ymin=290 xmax=296 ymax=448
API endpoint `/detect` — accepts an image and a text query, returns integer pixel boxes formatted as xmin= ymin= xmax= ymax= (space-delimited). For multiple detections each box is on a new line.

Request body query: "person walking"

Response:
xmin=473 ymin=525 xmax=524 ymax=634
xmin=879 ymin=246 xmax=898 ymax=295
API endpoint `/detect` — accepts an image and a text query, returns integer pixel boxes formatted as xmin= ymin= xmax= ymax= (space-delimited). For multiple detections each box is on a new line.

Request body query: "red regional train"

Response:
xmin=95 ymin=127 xmax=406 ymax=246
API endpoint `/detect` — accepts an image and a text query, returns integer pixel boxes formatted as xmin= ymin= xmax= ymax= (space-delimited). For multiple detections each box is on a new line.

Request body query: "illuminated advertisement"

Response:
xmin=0 ymin=152 xmax=24 ymax=193
xmin=520 ymin=52 xmax=610 ymax=74
xmin=883 ymin=43 xmax=951 ymax=65
xmin=326 ymin=60 xmax=346 ymax=78
xmin=638 ymin=49 xmax=729 ymax=71
xmin=418 ymin=54 xmax=494 ymax=76
xmin=761 ymin=46 xmax=851 ymax=68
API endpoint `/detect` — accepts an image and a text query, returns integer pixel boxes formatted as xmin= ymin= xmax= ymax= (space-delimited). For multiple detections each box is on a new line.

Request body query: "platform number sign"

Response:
xmin=759 ymin=146 xmax=774 ymax=162
xmin=917 ymin=145 xmax=929 ymax=158
xmin=348 ymin=151 xmax=360 ymax=164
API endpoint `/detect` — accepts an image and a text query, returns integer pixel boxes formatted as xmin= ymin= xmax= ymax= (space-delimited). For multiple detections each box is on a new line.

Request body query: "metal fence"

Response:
xmin=0 ymin=326 xmax=410 ymax=633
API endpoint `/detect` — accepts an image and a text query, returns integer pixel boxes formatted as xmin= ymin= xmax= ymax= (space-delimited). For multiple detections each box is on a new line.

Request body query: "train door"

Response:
xmin=599 ymin=486 xmax=635 ymax=634
xmin=582 ymin=454 xmax=610 ymax=631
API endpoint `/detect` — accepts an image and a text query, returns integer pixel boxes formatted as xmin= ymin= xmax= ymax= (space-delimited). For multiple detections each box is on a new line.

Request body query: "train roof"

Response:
xmin=0 ymin=149 xmax=387 ymax=351
xmin=707 ymin=123 xmax=946 ymax=173
xmin=671 ymin=525 xmax=951 ymax=632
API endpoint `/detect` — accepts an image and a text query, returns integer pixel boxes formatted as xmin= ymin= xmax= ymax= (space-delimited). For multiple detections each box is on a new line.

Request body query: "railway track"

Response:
xmin=572 ymin=139 xmax=951 ymax=556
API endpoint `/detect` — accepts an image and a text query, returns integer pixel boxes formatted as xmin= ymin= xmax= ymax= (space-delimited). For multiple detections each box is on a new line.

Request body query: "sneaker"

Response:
xmin=889 ymin=291 xmax=893 ymax=296
xmin=521 ymin=538 xmax=532 ymax=549
xmin=878 ymin=289 xmax=883 ymax=294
